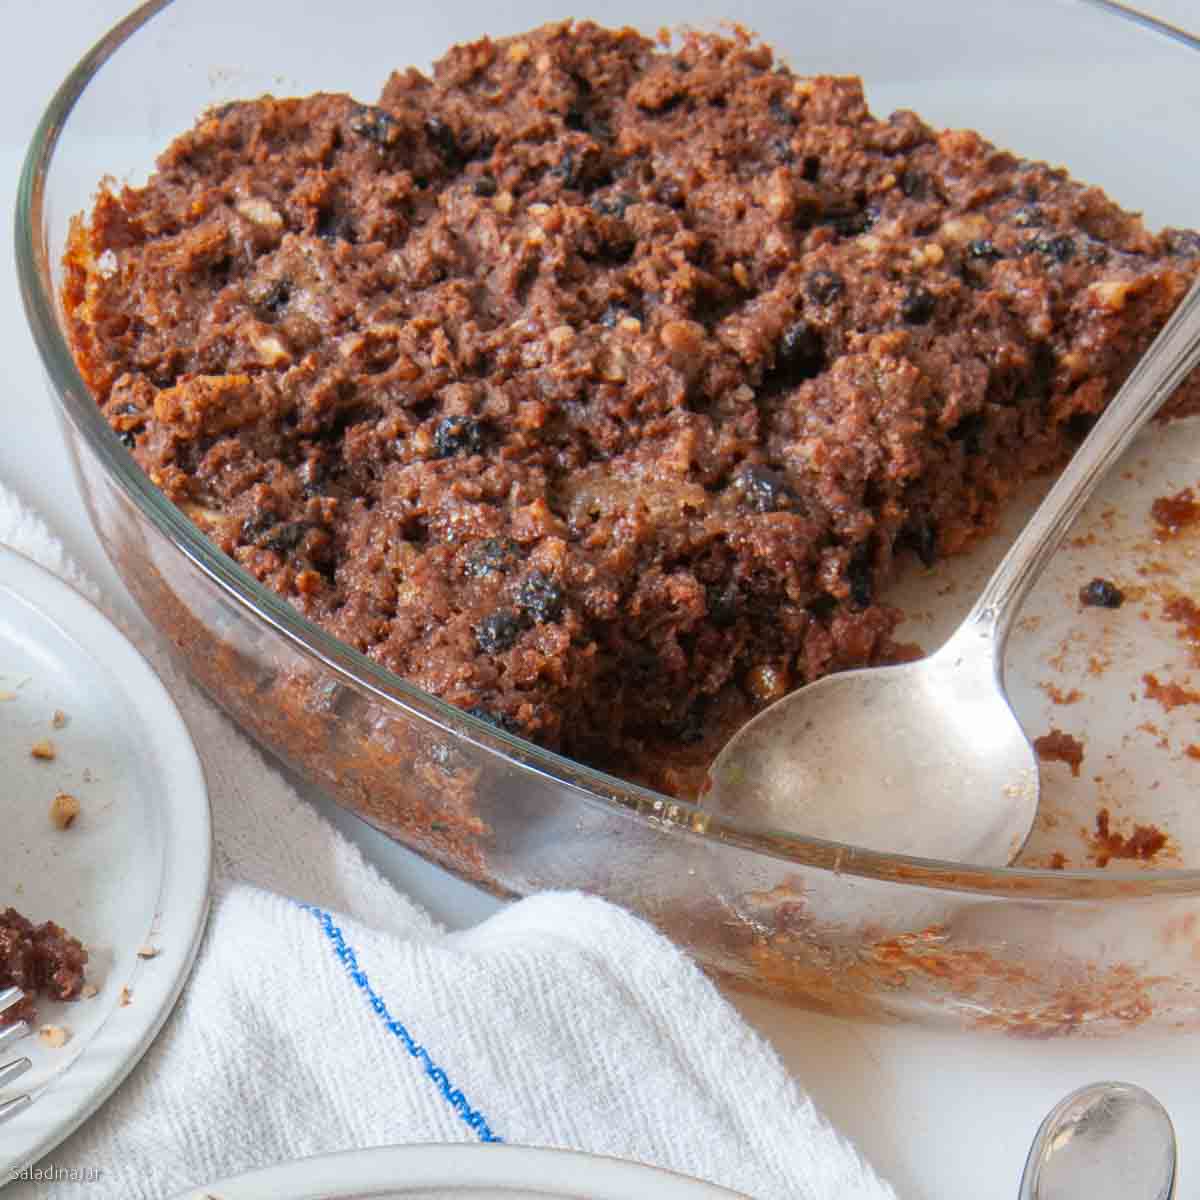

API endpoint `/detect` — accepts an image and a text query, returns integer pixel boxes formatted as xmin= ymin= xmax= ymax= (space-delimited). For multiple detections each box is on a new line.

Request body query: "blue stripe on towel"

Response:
xmin=301 ymin=904 xmax=502 ymax=1143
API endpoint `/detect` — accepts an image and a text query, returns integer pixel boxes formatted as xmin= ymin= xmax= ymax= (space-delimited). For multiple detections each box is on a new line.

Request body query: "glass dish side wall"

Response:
xmin=52 ymin=409 xmax=1200 ymax=1034
xmin=22 ymin=0 xmax=1200 ymax=1033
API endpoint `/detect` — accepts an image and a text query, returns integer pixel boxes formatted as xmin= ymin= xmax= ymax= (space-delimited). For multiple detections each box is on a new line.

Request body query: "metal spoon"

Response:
xmin=705 ymin=277 xmax=1200 ymax=864
xmin=1019 ymin=1081 xmax=1177 ymax=1200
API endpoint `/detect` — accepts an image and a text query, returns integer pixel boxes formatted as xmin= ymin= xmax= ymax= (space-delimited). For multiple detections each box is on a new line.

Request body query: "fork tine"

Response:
xmin=0 ymin=1093 xmax=31 ymax=1126
xmin=0 ymin=990 xmax=33 ymax=1127
xmin=0 ymin=1057 xmax=30 ymax=1090
xmin=0 ymin=989 xmax=33 ymax=1128
xmin=0 ymin=1020 xmax=28 ymax=1056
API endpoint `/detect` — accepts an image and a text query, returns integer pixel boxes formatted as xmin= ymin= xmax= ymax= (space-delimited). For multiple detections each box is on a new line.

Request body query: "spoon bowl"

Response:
xmin=707 ymin=276 xmax=1200 ymax=865
xmin=1020 ymin=1081 xmax=1177 ymax=1200
xmin=707 ymin=623 xmax=1037 ymax=863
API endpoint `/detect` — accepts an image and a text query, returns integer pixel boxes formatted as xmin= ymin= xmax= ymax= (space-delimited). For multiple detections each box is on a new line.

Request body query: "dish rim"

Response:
xmin=16 ymin=0 xmax=1200 ymax=900
xmin=0 ymin=541 xmax=212 ymax=1179
xmin=166 ymin=1141 xmax=747 ymax=1199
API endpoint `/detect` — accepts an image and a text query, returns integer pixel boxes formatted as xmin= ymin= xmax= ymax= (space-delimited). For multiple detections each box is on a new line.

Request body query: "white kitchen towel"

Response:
xmin=0 ymin=480 xmax=896 ymax=1200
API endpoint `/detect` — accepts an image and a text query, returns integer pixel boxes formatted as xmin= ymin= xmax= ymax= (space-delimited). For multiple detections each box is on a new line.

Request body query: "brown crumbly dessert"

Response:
xmin=0 ymin=907 xmax=88 ymax=1026
xmin=63 ymin=21 xmax=1200 ymax=795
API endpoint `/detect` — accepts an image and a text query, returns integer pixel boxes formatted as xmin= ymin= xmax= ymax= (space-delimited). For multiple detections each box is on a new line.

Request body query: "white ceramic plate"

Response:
xmin=0 ymin=544 xmax=211 ymax=1179
xmin=171 ymin=1143 xmax=747 ymax=1200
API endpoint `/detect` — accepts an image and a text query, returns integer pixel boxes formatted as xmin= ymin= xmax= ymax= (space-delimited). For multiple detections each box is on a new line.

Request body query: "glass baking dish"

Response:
xmin=18 ymin=0 xmax=1200 ymax=1034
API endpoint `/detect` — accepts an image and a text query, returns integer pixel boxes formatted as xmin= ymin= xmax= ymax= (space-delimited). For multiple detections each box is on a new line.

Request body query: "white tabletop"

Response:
xmin=5 ymin=4 xmax=1198 ymax=1196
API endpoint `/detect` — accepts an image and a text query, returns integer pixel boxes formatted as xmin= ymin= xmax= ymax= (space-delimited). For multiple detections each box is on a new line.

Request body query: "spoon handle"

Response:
xmin=964 ymin=274 xmax=1200 ymax=653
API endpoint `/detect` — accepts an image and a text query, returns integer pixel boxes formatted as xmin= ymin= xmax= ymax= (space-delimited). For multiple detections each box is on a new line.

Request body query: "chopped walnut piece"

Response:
xmin=234 ymin=196 xmax=283 ymax=230
xmin=49 ymin=792 xmax=81 ymax=830
xmin=51 ymin=709 xmax=68 ymax=729
xmin=660 ymin=319 xmax=704 ymax=355
xmin=1088 ymin=278 xmax=1134 ymax=311
xmin=81 ymin=983 xmax=99 ymax=999
xmin=118 ymin=986 xmax=133 ymax=1007
xmin=30 ymin=739 xmax=56 ymax=761
xmin=38 ymin=1024 xmax=70 ymax=1049
xmin=136 ymin=944 xmax=160 ymax=959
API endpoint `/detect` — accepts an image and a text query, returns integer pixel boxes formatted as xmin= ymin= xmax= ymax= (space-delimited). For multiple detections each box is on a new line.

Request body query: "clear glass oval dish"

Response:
xmin=18 ymin=0 xmax=1200 ymax=1035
